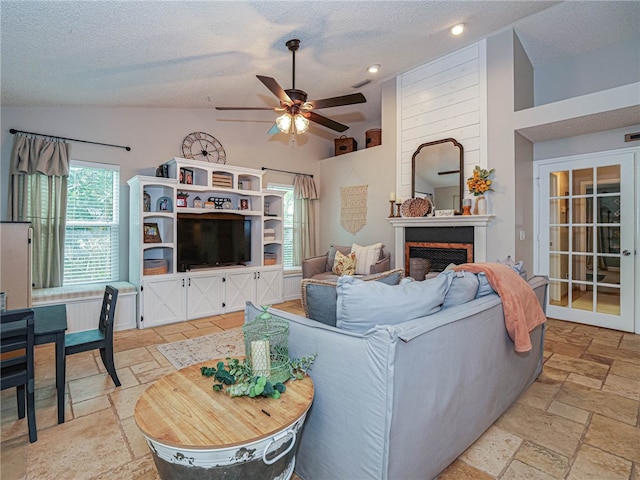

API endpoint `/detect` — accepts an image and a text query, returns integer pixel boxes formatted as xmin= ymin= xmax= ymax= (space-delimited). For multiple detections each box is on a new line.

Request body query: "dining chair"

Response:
xmin=65 ymin=285 xmax=121 ymax=387
xmin=1 ymin=308 xmax=37 ymax=442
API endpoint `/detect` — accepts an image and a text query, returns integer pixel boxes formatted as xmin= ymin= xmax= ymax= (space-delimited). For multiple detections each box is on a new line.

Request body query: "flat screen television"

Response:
xmin=177 ymin=213 xmax=251 ymax=271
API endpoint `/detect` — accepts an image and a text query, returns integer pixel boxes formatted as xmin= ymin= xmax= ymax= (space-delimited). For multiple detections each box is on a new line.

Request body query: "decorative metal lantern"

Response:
xmin=243 ymin=306 xmax=290 ymax=384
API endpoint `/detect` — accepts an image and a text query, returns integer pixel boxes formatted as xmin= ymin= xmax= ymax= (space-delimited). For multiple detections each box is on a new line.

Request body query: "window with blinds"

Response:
xmin=64 ymin=161 xmax=120 ymax=284
xmin=268 ymin=184 xmax=295 ymax=267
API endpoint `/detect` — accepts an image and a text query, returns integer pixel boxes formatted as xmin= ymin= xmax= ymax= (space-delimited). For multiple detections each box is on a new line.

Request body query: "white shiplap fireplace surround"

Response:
xmin=389 ymin=215 xmax=494 ymax=272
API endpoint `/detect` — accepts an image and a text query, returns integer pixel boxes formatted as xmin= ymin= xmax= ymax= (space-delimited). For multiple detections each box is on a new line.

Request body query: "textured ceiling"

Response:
xmin=1 ymin=1 xmax=639 ymax=133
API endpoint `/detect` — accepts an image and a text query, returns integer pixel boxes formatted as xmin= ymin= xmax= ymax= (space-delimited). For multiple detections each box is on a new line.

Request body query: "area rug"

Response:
xmin=157 ymin=328 xmax=245 ymax=370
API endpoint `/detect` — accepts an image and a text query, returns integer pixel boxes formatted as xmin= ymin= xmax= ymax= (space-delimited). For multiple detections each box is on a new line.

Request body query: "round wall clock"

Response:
xmin=181 ymin=132 xmax=226 ymax=164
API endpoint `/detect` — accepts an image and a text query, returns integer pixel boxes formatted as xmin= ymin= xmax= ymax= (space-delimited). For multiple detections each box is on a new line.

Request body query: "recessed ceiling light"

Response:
xmin=451 ymin=24 xmax=465 ymax=36
xmin=367 ymin=64 xmax=380 ymax=74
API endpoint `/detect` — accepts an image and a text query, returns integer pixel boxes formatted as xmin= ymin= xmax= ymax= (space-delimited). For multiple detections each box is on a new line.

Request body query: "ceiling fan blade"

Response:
xmin=308 ymin=92 xmax=366 ymax=110
xmin=215 ymin=106 xmax=276 ymax=111
xmin=256 ymin=75 xmax=293 ymax=104
xmin=268 ymin=124 xmax=280 ymax=135
xmin=307 ymin=111 xmax=349 ymax=132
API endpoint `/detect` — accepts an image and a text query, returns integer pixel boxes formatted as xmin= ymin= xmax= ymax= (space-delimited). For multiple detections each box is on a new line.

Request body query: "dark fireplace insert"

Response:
xmin=404 ymin=226 xmax=474 ymax=279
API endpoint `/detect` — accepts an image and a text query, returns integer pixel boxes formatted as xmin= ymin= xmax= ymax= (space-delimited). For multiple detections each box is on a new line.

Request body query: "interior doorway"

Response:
xmin=536 ymin=148 xmax=638 ymax=332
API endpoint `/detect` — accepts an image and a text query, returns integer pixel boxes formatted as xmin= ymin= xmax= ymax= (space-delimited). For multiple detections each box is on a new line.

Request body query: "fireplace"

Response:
xmin=403 ymin=226 xmax=474 ymax=278
xmin=388 ymin=215 xmax=493 ymax=277
xmin=405 ymin=242 xmax=473 ymax=278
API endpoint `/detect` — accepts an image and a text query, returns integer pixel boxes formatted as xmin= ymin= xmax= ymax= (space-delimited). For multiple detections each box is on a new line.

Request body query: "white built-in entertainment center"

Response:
xmin=128 ymin=158 xmax=284 ymax=328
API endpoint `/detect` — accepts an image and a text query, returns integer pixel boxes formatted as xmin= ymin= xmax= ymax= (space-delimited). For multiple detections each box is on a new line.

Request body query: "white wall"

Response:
xmin=317 ymin=79 xmax=397 ymax=266
xmin=485 ymin=30 xmax=519 ymax=264
xmin=1 ymin=106 xmax=331 ymax=281
xmin=397 ymin=42 xmax=486 ymax=203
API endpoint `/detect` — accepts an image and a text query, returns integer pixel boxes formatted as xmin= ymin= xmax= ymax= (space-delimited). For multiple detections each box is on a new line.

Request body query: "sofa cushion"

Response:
xmin=351 ymin=243 xmax=384 ymax=275
xmin=476 ymin=272 xmax=495 ymax=297
xmin=326 ymin=245 xmax=352 ymax=272
xmin=336 ymin=273 xmax=450 ymax=333
xmin=333 ymin=250 xmax=356 ymax=276
xmin=497 ymin=256 xmax=528 ymax=280
xmin=463 ymin=258 xmax=525 ymax=298
xmin=301 ymin=269 xmax=403 ymax=327
xmin=443 ymin=261 xmax=514 ymax=298
xmin=442 ymin=270 xmax=479 ymax=308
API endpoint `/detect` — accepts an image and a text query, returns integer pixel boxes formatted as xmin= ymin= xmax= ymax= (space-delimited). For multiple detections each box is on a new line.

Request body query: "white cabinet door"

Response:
xmin=255 ymin=268 xmax=283 ymax=306
xmin=186 ymin=273 xmax=224 ymax=319
xmin=224 ymin=270 xmax=256 ymax=312
xmin=141 ymin=276 xmax=185 ymax=328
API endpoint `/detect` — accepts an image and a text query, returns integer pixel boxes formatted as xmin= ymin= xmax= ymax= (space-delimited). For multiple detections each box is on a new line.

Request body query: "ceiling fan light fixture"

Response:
xmin=276 ymin=113 xmax=292 ymax=133
xmin=294 ymin=114 xmax=309 ymax=134
xmin=451 ymin=23 xmax=465 ymax=36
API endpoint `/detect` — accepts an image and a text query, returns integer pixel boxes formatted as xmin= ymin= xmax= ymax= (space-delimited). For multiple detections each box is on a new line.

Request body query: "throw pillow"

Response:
xmin=441 ymin=270 xmax=479 ymax=308
xmin=475 ymin=272 xmax=496 ymax=297
xmin=351 ymin=243 xmax=384 ymax=275
xmin=326 ymin=245 xmax=352 ymax=272
xmin=336 ymin=273 xmax=450 ymax=333
xmin=497 ymin=256 xmax=528 ymax=280
xmin=333 ymin=250 xmax=356 ymax=276
xmin=301 ymin=269 xmax=404 ymax=327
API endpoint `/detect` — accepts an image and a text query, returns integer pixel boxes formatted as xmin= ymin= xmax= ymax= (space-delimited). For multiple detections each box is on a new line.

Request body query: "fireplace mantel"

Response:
xmin=389 ymin=215 xmax=495 ymax=268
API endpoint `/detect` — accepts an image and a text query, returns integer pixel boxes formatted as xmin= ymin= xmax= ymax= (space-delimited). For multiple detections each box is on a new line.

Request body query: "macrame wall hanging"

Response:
xmin=340 ymin=184 xmax=368 ymax=234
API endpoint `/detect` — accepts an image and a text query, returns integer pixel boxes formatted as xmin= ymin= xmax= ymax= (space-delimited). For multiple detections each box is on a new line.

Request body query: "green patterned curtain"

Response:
xmin=8 ymin=135 xmax=70 ymax=288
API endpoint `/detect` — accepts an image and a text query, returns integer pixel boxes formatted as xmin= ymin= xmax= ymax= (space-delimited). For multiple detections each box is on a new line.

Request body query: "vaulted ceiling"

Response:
xmin=1 ymin=1 xmax=638 ymax=134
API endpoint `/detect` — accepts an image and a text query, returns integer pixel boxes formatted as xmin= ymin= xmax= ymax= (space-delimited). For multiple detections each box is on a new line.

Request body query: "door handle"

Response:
xmin=622 ymin=250 xmax=631 ymax=256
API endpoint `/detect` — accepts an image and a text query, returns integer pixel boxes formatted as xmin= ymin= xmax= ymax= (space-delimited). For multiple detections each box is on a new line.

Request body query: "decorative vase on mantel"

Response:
xmin=474 ymin=195 xmax=487 ymax=215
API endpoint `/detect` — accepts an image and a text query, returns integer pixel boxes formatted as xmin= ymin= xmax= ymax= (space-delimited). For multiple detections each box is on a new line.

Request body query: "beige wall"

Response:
xmin=0 ymin=106 xmax=330 ymax=280
xmin=316 ymin=79 xmax=397 ymax=266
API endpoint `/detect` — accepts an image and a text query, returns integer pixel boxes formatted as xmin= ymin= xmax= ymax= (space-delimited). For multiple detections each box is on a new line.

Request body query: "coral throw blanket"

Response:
xmin=454 ymin=263 xmax=547 ymax=353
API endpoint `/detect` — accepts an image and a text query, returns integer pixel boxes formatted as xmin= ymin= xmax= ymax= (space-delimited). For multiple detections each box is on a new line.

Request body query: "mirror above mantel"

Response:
xmin=411 ymin=138 xmax=464 ymax=214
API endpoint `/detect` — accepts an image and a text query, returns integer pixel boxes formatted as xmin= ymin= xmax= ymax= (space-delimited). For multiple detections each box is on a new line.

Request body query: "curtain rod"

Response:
xmin=10 ymin=128 xmax=131 ymax=151
xmin=261 ymin=166 xmax=313 ymax=178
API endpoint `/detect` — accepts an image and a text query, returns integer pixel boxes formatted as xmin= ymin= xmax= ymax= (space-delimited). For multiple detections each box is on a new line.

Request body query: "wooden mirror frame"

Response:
xmin=411 ymin=138 xmax=464 ymax=213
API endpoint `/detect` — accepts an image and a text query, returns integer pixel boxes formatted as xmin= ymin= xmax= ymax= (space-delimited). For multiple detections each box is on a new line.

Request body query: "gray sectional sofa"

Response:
xmin=245 ymin=273 xmax=548 ymax=480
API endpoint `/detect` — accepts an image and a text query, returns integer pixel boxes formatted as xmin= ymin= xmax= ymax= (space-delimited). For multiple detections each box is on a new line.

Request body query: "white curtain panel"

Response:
xmin=293 ymin=175 xmax=319 ymax=265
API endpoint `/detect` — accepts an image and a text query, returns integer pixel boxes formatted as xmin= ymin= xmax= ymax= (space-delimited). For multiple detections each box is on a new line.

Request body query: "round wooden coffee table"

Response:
xmin=134 ymin=360 xmax=314 ymax=480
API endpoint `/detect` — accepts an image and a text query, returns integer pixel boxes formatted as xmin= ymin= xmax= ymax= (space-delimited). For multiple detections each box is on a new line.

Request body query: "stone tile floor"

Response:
xmin=1 ymin=301 xmax=638 ymax=479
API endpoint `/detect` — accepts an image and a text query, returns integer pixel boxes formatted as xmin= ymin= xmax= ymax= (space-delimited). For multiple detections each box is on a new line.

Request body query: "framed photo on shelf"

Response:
xmin=143 ymin=223 xmax=162 ymax=243
xmin=155 ymin=164 xmax=169 ymax=178
xmin=179 ymin=168 xmax=193 ymax=185
xmin=239 ymin=197 xmax=250 ymax=210
xmin=157 ymin=196 xmax=172 ymax=212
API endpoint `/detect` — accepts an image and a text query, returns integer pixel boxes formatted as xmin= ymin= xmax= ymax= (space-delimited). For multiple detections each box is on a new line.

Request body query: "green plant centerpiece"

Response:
xmin=201 ymin=306 xmax=315 ymax=399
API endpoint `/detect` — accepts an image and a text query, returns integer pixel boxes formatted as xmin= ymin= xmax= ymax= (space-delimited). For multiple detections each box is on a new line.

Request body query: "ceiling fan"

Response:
xmin=215 ymin=39 xmax=366 ymax=134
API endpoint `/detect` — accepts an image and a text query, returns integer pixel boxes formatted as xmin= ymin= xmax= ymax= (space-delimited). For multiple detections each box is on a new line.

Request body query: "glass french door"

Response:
xmin=538 ymin=150 xmax=636 ymax=332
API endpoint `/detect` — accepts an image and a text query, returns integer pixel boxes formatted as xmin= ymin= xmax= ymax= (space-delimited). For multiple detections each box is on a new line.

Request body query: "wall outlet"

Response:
xmin=519 ymin=230 xmax=526 ymax=241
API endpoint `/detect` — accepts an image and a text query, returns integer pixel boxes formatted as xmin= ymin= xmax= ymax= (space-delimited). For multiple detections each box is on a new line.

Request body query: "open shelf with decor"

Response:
xmin=128 ymin=159 xmax=284 ymax=328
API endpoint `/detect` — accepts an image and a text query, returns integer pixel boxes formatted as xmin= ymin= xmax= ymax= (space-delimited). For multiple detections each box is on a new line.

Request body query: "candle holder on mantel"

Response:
xmin=388 ymin=200 xmax=396 ymax=218
xmin=395 ymin=201 xmax=402 ymax=217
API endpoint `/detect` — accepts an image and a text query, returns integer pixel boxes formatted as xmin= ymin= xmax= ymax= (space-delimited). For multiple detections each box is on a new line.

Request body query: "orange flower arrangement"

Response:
xmin=467 ymin=166 xmax=495 ymax=196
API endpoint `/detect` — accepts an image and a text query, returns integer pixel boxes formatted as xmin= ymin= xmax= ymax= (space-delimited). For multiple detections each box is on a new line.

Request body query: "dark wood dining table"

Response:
xmin=31 ymin=304 xmax=67 ymax=424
